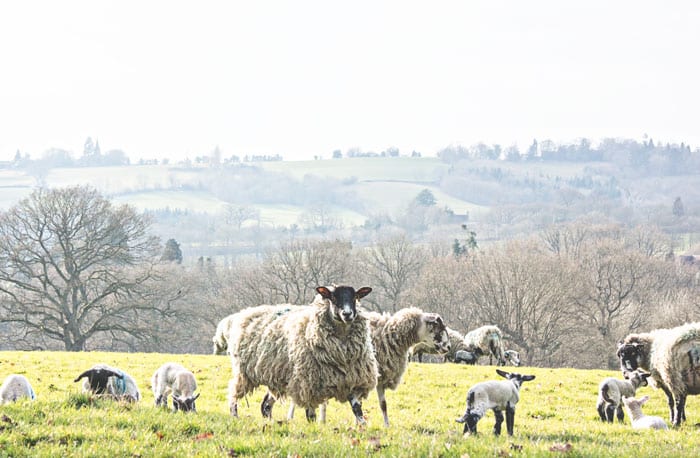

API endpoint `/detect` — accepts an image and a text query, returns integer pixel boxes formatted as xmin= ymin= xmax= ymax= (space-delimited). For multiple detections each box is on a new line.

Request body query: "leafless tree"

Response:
xmin=0 ymin=186 xmax=176 ymax=351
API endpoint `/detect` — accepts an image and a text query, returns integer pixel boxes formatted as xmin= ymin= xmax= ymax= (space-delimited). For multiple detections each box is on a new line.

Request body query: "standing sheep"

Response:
xmin=596 ymin=369 xmax=650 ymax=422
xmin=411 ymin=327 xmax=468 ymax=363
xmin=617 ymin=322 xmax=700 ymax=426
xmin=456 ymin=369 xmax=536 ymax=436
xmin=621 ymin=396 xmax=669 ymax=430
xmin=463 ymin=325 xmax=507 ymax=366
xmin=228 ymin=285 xmax=378 ymax=424
xmin=212 ymin=314 xmax=235 ymax=355
xmin=152 ymin=362 xmax=200 ymax=412
xmin=0 ymin=374 xmax=36 ymax=404
xmin=75 ymin=364 xmax=141 ymax=402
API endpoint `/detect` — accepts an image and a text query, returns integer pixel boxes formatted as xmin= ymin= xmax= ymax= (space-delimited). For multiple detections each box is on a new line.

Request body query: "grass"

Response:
xmin=1 ymin=351 xmax=699 ymax=457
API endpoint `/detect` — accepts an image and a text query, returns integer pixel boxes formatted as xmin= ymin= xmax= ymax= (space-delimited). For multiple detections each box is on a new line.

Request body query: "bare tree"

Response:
xmin=0 ymin=186 xmax=174 ymax=351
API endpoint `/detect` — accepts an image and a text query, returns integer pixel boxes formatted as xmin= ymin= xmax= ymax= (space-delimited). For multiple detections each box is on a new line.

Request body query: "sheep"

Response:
xmin=227 ymin=285 xmax=378 ymax=424
xmin=503 ymin=350 xmax=521 ymax=367
xmin=75 ymin=364 xmax=141 ymax=402
xmin=212 ymin=314 xmax=235 ymax=355
xmin=621 ymin=395 xmax=669 ymax=430
xmin=456 ymin=369 xmax=536 ymax=436
xmin=463 ymin=325 xmax=507 ymax=366
xmin=596 ymin=369 xmax=650 ymax=422
xmin=455 ymin=349 xmax=522 ymax=366
xmin=276 ymin=307 xmax=452 ymax=426
xmin=0 ymin=374 xmax=36 ymax=404
xmin=410 ymin=327 xmax=469 ymax=363
xmin=151 ymin=362 xmax=199 ymax=412
xmin=617 ymin=322 xmax=700 ymax=426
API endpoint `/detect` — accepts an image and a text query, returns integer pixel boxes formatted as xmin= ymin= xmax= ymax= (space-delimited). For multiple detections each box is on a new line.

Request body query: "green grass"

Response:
xmin=1 ymin=351 xmax=698 ymax=457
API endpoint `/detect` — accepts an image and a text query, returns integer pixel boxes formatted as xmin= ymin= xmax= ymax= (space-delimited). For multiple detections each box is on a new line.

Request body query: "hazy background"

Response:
xmin=2 ymin=0 xmax=699 ymax=162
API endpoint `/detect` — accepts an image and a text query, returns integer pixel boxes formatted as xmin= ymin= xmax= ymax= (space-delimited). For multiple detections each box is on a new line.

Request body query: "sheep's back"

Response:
xmin=468 ymin=380 xmax=518 ymax=410
xmin=650 ymin=322 xmax=700 ymax=395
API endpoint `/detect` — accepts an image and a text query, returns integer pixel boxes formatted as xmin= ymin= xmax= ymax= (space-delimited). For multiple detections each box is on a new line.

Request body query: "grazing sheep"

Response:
xmin=152 ymin=362 xmax=199 ymax=412
xmin=456 ymin=369 xmax=536 ymax=436
xmin=75 ymin=364 xmax=141 ymax=402
xmin=622 ymin=396 xmax=669 ymax=430
xmin=0 ymin=374 xmax=36 ymax=404
xmin=278 ymin=307 xmax=451 ymax=426
xmin=411 ymin=327 xmax=468 ymax=363
xmin=617 ymin=322 xmax=700 ymax=426
xmin=228 ymin=285 xmax=378 ymax=424
xmin=463 ymin=325 xmax=507 ymax=366
xmin=212 ymin=314 xmax=235 ymax=355
xmin=596 ymin=370 xmax=650 ymax=422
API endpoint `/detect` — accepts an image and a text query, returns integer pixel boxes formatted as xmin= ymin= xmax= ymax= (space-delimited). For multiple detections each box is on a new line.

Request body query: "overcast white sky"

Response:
xmin=1 ymin=1 xmax=698 ymax=162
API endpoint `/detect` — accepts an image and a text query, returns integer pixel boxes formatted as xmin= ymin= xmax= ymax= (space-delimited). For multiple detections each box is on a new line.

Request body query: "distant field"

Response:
xmin=1 ymin=350 xmax=698 ymax=457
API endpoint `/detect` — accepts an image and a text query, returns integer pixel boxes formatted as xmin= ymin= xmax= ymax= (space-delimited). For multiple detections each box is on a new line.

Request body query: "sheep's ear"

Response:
xmin=356 ymin=287 xmax=372 ymax=299
xmin=193 ymin=393 xmax=200 ymax=400
xmin=496 ymin=369 xmax=509 ymax=379
xmin=74 ymin=370 xmax=92 ymax=382
xmin=640 ymin=395 xmax=649 ymax=404
xmin=316 ymin=286 xmax=332 ymax=299
xmin=522 ymin=375 xmax=536 ymax=382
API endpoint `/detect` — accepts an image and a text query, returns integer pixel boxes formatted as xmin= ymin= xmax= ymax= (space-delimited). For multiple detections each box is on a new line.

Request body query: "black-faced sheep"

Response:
xmin=456 ymin=369 xmax=536 ymax=436
xmin=596 ymin=369 xmax=650 ymax=422
xmin=75 ymin=364 xmax=141 ymax=402
xmin=227 ymin=285 xmax=378 ymax=424
xmin=0 ymin=374 xmax=36 ymax=404
xmin=621 ymin=395 xmax=669 ymax=430
xmin=276 ymin=307 xmax=451 ymax=426
xmin=617 ymin=322 xmax=700 ymax=426
xmin=152 ymin=362 xmax=199 ymax=412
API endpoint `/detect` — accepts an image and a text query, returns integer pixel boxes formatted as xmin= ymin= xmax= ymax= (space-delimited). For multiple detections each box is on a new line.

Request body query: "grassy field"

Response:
xmin=1 ymin=351 xmax=698 ymax=457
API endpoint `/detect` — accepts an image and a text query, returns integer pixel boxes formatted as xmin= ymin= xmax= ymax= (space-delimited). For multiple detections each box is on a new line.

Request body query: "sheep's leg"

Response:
xmin=615 ymin=406 xmax=624 ymax=423
xmin=659 ymin=384 xmax=676 ymax=424
xmin=596 ymin=401 xmax=606 ymax=421
xmin=319 ymin=402 xmax=327 ymax=423
xmin=505 ymin=406 xmax=515 ymax=436
xmin=376 ymin=385 xmax=389 ymax=427
xmin=227 ymin=378 xmax=242 ymax=417
xmin=261 ymin=392 xmax=276 ymax=419
xmin=287 ymin=402 xmax=296 ymax=420
xmin=348 ymin=395 xmax=366 ymax=425
xmin=305 ymin=406 xmax=317 ymax=422
xmin=674 ymin=394 xmax=686 ymax=427
xmin=493 ymin=409 xmax=504 ymax=435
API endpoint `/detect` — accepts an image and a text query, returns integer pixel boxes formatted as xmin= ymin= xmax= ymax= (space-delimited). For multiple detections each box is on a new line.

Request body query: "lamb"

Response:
xmin=275 ymin=307 xmax=452 ymax=426
xmin=596 ymin=369 xmax=650 ymax=422
xmin=621 ymin=395 xmax=669 ymax=430
xmin=617 ymin=322 xmax=700 ymax=426
xmin=227 ymin=285 xmax=378 ymax=424
xmin=0 ymin=374 xmax=36 ymax=404
xmin=456 ymin=369 xmax=536 ymax=436
xmin=463 ymin=325 xmax=507 ymax=366
xmin=411 ymin=327 xmax=469 ymax=362
xmin=75 ymin=364 xmax=141 ymax=402
xmin=151 ymin=362 xmax=200 ymax=412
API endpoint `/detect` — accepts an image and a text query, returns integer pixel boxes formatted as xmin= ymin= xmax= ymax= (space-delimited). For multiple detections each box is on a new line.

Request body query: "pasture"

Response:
xmin=1 ymin=351 xmax=698 ymax=457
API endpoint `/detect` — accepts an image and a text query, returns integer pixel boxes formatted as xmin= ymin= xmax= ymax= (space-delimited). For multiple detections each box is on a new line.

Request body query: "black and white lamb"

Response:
xmin=617 ymin=322 xmax=700 ymax=426
xmin=152 ymin=362 xmax=200 ymax=412
xmin=621 ymin=395 xmax=669 ymax=430
xmin=276 ymin=307 xmax=451 ymax=426
xmin=0 ymin=374 xmax=36 ymax=404
xmin=463 ymin=325 xmax=507 ymax=366
xmin=456 ymin=369 xmax=536 ymax=436
xmin=75 ymin=364 xmax=141 ymax=402
xmin=596 ymin=369 xmax=650 ymax=422
xmin=227 ymin=285 xmax=378 ymax=424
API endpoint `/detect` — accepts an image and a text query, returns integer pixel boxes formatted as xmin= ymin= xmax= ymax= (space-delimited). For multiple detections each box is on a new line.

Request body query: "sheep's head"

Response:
xmin=74 ymin=367 xmax=123 ymax=394
xmin=504 ymin=350 xmax=521 ymax=367
xmin=172 ymin=393 xmax=200 ymax=412
xmin=617 ymin=338 xmax=648 ymax=372
xmin=316 ymin=285 xmax=371 ymax=324
xmin=496 ymin=369 xmax=535 ymax=388
xmin=421 ymin=313 xmax=451 ymax=354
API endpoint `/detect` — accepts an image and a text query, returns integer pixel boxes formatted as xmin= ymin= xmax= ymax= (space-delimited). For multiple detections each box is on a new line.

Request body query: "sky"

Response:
xmin=1 ymin=1 xmax=699 ymax=163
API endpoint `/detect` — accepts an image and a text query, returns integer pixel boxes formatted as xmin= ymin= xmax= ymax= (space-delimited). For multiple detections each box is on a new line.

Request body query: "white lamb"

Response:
xmin=622 ymin=395 xmax=669 ymax=430
xmin=597 ymin=369 xmax=650 ymax=423
xmin=152 ymin=362 xmax=199 ymax=412
xmin=75 ymin=364 xmax=141 ymax=402
xmin=0 ymin=374 xmax=36 ymax=404
xmin=456 ymin=369 xmax=536 ymax=436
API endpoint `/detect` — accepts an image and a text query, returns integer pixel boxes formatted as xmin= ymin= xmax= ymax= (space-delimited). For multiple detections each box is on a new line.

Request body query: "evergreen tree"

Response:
xmin=673 ymin=197 xmax=685 ymax=218
xmin=161 ymin=238 xmax=183 ymax=264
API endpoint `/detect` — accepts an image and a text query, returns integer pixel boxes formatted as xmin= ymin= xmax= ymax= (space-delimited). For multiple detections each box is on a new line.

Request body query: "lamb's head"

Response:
xmin=496 ymin=369 xmax=535 ymax=388
xmin=419 ymin=313 xmax=451 ymax=354
xmin=617 ymin=336 xmax=650 ymax=372
xmin=316 ymin=285 xmax=372 ymax=324
xmin=622 ymin=394 xmax=649 ymax=413
xmin=172 ymin=393 xmax=200 ymax=412
xmin=74 ymin=367 xmax=124 ymax=394
xmin=624 ymin=369 xmax=651 ymax=389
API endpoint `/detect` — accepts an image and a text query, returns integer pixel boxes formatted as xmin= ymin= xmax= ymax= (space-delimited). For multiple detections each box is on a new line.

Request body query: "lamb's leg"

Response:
xmin=615 ymin=405 xmax=624 ymax=423
xmin=674 ymin=394 xmax=686 ymax=427
xmin=376 ymin=385 xmax=389 ymax=427
xmin=348 ymin=395 xmax=366 ymax=425
xmin=493 ymin=409 xmax=504 ymax=436
xmin=261 ymin=392 xmax=276 ymax=419
xmin=505 ymin=406 xmax=515 ymax=436
xmin=596 ymin=400 xmax=607 ymax=421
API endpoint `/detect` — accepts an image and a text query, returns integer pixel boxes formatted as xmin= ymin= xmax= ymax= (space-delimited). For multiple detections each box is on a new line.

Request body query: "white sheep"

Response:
xmin=455 ymin=348 xmax=521 ymax=366
xmin=410 ymin=327 xmax=468 ymax=362
xmin=0 ymin=374 xmax=36 ymax=404
xmin=621 ymin=395 xmax=669 ymax=430
xmin=596 ymin=369 xmax=650 ymax=422
xmin=212 ymin=314 xmax=235 ymax=355
xmin=503 ymin=350 xmax=521 ymax=367
xmin=276 ymin=307 xmax=451 ymax=426
xmin=228 ymin=285 xmax=378 ymax=424
xmin=463 ymin=325 xmax=507 ymax=366
xmin=456 ymin=369 xmax=536 ymax=436
xmin=75 ymin=364 xmax=141 ymax=402
xmin=618 ymin=322 xmax=700 ymax=426
xmin=152 ymin=362 xmax=199 ymax=412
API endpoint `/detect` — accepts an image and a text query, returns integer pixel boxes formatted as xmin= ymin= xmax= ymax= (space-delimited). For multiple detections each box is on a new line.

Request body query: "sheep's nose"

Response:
xmin=341 ymin=309 xmax=354 ymax=321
